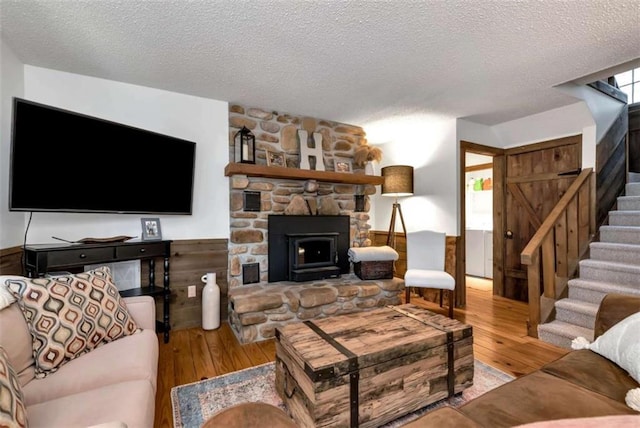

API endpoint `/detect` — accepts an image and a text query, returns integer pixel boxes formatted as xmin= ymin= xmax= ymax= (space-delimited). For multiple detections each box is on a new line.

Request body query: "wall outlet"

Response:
xmin=187 ymin=285 xmax=196 ymax=298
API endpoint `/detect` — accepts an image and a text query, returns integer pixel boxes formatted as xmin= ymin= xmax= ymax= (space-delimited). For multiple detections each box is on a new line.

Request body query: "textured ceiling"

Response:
xmin=2 ymin=0 xmax=639 ymax=131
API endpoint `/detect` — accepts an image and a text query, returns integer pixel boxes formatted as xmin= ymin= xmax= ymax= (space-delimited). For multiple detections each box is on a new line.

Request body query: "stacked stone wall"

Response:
xmin=229 ymin=275 xmax=404 ymax=343
xmin=228 ymin=104 xmax=376 ymax=289
xmin=226 ymin=105 xmax=388 ymax=343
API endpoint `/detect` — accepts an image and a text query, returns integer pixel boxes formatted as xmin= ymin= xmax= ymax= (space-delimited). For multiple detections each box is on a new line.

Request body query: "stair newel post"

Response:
xmin=542 ymin=234 xmax=556 ymax=299
xmin=567 ymin=197 xmax=579 ymax=274
xmin=527 ymin=248 xmax=541 ymax=338
xmin=555 ymin=211 xmax=568 ymax=280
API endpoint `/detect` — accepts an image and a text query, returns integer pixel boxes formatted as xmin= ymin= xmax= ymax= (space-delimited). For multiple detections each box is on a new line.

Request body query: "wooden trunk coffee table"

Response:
xmin=275 ymin=304 xmax=474 ymax=427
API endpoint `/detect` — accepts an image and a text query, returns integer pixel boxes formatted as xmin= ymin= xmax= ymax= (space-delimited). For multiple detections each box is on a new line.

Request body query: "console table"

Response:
xmin=23 ymin=240 xmax=173 ymax=343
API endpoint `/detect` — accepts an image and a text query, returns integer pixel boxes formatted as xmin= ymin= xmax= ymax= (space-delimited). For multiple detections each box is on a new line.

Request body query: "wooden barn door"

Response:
xmin=503 ymin=135 xmax=582 ymax=301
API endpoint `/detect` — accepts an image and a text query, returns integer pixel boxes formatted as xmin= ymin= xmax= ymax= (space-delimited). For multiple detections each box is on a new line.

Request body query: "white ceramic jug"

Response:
xmin=201 ymin=273 xmax=220 ymax=330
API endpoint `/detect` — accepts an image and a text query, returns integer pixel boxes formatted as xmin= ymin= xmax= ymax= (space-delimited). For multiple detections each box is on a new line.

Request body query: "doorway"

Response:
xmin=502 ymin=135 xmax=581 ymax=301
xmin=465 ymin=153 xmax=494 ymax=282
xmin=459 ymin=141 xmax=505 ymax=303
xmin=459 ymin=136 xmax=582 ymax=304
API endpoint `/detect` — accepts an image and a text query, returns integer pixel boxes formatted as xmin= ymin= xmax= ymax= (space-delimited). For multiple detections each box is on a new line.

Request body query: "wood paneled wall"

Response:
xmin=596 ymin=104 xmax=628 ymax=227
xmin=0 ymin=239 xmax=228 ymax=332
xmin=146 ymin=239 xmax=229 ymax=330
xmin=0 ymin=247 xmax=23 ymax=275
xmin=370 ymin=230 xmax=464 ymax=307
xmin=629 ymin=104 xmax=640 ymax=173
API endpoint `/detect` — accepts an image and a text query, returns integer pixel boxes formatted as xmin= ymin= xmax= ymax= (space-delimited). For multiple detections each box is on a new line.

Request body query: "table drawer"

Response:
xmin=47 ymin=247 xmax=114 ymax=267
xmin=117 ymin=243 xmax=166 ymax=259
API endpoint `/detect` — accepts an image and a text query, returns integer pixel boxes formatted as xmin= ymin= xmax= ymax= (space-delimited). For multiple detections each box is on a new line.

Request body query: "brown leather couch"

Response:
xmin=407 ymin=293 xmax=640 ymax=427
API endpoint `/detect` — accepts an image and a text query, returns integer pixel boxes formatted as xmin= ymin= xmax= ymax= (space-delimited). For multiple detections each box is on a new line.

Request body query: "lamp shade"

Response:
xmin=381 ymin=165 xmax=414 ymax=197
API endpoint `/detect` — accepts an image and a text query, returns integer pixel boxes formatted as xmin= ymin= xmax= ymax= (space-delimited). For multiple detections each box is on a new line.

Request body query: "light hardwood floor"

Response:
xmin=153 ymin=277 xmax=569 ymax=427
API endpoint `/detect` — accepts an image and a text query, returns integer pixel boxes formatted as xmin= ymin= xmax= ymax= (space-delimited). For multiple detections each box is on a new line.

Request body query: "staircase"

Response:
xmin=538 ymin=174 xmax=640 ymax=349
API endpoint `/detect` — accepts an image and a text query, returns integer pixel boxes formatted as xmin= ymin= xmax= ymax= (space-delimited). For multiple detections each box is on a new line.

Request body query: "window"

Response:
xmin=615 ymin=67 xmax=640 ymax=104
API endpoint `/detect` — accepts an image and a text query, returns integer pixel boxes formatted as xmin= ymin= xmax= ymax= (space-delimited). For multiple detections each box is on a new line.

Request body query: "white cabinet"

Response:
xmin=466 ymin=229 xmax=493 ymax=279
xmin=466 ymin=230 xmax=485 ymax=277
xmin=484 ymin=231 xmax=493 ymax=279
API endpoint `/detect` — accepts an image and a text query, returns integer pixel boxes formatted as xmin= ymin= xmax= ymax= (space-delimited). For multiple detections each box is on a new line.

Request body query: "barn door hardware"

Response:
xmin=558 ymin=168 xmax=581 ymax=176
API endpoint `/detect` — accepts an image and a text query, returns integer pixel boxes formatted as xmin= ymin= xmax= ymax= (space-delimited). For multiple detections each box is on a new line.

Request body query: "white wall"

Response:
xmin=465 ymin=168 xmax=493 ymax=230
xmin=556 ymin=82 xmax=626 ymax=143
xmin=5 ymin=66 xmax=230 ymax=245
xmin=0 ymin=39 xmax=26 ymax=248
xmin=366 ymin=115 xmax=459 ymax=236
xmin=492 ymin=102 xmax=596 ymax=168
xmin=457 ymin=119 xmax=499 ymax=147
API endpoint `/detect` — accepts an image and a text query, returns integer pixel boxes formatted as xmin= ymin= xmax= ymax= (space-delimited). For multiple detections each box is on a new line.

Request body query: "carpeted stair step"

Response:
xmin=578 ymin=259 xmax=640 ymax=287
xmin=554 ymin=298 xmax=599 ymax=329
xmin=629 ymin=172 xmax=640 ymax=183
xmin=567 ymin=278 xmax=640 ymax=304
xmin=536 ymin=175 xmax=640 ymax=351
xmin=617 ymin=196 xmax=640 ymax=211
xmin=538 ymin=320 xmax=594 ymax=350
xmin=608 ymin=210 xmax=640 ymax=226
xmin=625 ymin=182 xmax=640 ymax=196
xmin=589 ymin=242 xmax=640 ymax=265
xmin=599 ymin=225 xmax=640 ymax=245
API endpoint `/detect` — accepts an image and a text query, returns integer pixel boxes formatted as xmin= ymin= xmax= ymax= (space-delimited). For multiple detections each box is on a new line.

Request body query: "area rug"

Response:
xmin=171 ymin=359 xmax=513 ymax=428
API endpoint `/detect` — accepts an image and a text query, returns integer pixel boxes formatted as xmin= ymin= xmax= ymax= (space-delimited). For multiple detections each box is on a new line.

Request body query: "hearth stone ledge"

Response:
xmin=228 ymin=274 xmax=405 ymax=344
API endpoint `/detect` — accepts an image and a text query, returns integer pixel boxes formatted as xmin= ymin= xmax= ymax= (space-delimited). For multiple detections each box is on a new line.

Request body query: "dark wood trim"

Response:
xmin=588 ymin=80 xmax=628 ymax=104
xmin=493 ymin=154 xmax=506 ymax=296
xmin=454 ymin=235 xmax=464 ymax=306
xmin=460 ymin=141 xmax=504 ymax=156
xmin=466 ymin=162 xmax=493 ymax=172
xmin=224 ymin=163 xmax=384 ymax=185
xmin=505 ymin=135 xmax=582 ymax=156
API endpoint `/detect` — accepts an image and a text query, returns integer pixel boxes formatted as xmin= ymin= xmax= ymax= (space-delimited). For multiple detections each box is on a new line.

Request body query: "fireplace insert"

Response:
xmin=287 ymin=233 xmax=340 ymax=282
xmin=268 ymin=215 xmax=350 ymax=282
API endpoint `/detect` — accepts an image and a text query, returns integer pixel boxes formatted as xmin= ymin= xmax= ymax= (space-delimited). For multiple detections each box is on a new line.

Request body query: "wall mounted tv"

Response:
xmin=9 ymin=98 xmax=196 ymax=214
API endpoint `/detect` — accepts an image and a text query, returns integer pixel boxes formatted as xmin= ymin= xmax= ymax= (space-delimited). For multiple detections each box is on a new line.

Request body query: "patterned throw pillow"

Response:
xmin=0 ymin=345 xmax=28 ymax=428
xmin=7 ymin=266 xmax=140 ymax=378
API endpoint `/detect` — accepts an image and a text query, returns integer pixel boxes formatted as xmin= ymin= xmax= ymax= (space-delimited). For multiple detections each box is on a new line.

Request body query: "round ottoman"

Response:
xmin=201 ymin=402 xmax=297 ymax=428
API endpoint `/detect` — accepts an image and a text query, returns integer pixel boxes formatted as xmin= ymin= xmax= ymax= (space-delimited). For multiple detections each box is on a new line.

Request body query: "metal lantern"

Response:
xmin=234 ymin=126 xmax=256 ymax=164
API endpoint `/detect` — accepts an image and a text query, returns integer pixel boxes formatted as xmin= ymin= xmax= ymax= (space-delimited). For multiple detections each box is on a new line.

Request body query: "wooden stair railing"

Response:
xmin=520 ymin=77 xmax=629 ymax=339
xmin=520 ymin=168 xmax=595 ymax=338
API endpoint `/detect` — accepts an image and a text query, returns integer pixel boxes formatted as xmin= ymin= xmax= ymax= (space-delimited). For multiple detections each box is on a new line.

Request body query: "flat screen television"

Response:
xmin=9 ymin=97 xmax=196 ymax=214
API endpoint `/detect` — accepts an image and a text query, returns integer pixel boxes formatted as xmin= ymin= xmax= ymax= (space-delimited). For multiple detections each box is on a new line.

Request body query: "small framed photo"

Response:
xmin=334 ymin=157 xmax=352 ymax=173
xmin=266 ymin=150 xmax=286 ymax=167
xmin=141 ymin=218 xmax=162 ymax=241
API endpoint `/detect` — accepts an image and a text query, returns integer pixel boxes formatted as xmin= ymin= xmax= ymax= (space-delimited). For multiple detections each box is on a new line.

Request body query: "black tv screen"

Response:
xmin=9 ymin=98 xmax=196 ymax=214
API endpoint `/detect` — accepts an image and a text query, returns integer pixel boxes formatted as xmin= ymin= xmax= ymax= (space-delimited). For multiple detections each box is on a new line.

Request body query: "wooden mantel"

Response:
xmin=224 ymin=163 xmax=384 ymax=185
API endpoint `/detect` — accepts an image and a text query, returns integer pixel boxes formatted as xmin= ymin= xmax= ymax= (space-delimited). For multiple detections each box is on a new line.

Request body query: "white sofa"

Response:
xmin=0 ymin=295 xmax=159 ymax=428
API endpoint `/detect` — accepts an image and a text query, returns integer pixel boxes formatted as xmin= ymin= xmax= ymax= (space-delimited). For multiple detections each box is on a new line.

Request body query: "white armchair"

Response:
xmin=404 ymin=230 xmax=455 ymax=318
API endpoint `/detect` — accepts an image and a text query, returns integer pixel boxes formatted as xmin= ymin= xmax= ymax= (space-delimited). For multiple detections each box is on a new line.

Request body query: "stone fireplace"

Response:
xmin=225 ymin=104 xmax=404 ymax=343
xmin=227 ymin=104 xmax=377 ymax=290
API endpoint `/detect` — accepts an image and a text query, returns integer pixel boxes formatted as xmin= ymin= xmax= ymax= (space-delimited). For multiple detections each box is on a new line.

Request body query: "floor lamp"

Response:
xmin=381 ymin=165 xmax=414 ymax=249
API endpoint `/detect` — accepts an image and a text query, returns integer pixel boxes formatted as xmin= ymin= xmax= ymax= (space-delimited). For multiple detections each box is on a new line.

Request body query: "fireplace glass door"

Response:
xmin=287 ymin=233 xmax=340 ymax=281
